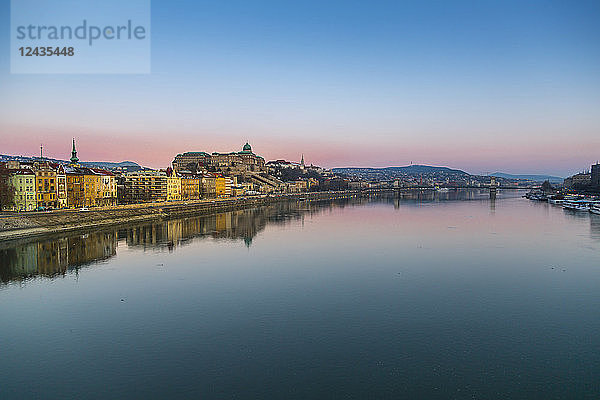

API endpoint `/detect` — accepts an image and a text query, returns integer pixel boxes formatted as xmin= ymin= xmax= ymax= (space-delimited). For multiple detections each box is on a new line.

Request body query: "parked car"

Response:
xmin=79 ymin=207 xmax=90 ymax=212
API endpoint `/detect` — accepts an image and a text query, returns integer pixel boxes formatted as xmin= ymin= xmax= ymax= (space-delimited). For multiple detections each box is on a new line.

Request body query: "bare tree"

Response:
xmin=0 ymin=164 xmax=15 ymax=210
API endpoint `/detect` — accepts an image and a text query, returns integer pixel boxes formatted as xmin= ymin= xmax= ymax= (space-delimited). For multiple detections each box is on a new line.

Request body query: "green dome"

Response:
xmin=242 ymin=142 xmax=252 ymax=152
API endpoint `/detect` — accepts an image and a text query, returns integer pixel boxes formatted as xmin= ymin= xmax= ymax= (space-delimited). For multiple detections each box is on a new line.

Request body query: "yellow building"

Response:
xmin=215 ymin=176 xmax=227 ymax=198
xmin=62 ymin=140 xmax=116 ymax=208
xmin=181 ymin=177 xmax=200 ymax=200
xmin=167 ymin=175 xmax=182 ymax=201
xmin=66 ymin=173 xmax=86 ymax=208
xmin=286 ymin=180 xmax=308 ymax=193
xmin=65 ymin=167 xmax=116 ymax=208
xmin=7 ymin=169 xmax=36 ymax=211
xmin=82 ymin=173 xmax=102 ymax=207
xmin=34 ymin=162 xmax=58 ymax=209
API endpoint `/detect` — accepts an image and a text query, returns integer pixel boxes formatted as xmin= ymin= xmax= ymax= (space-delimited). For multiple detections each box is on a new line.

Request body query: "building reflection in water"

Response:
xmin=118 ymin=200 xmax=349 ymax=251
xmin=0 ymin=192 xmax=531 ymax=284
xmin=389 ymin=188 xmax=500 ymax=208
xmin=0 ymin=231 xmax=117 ymax=284
xmin=0 ymin=199 xmax=354 ymax=284
xmin=590 ymin=215 xmax=600 ymax=241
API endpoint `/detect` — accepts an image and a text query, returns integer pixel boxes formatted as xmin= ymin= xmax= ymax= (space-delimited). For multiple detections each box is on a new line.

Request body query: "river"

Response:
xmin=1 ymin=190 xmax=599 ymax=399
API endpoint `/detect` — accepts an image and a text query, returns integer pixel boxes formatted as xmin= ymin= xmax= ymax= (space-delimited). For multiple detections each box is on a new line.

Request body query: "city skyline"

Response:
xmin=1 ymin=1 xmax=599 ymax=176
xmin=3 ymin=138 xmax=595 ymax=178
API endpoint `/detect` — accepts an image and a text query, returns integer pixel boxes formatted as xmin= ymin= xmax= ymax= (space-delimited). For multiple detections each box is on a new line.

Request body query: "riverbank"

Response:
xmin=0 ymin=191 xmax=365 ymax=241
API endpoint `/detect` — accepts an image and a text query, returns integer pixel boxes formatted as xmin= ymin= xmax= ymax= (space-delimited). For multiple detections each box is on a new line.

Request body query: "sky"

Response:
xmin=0 ymin=0 xmax=599 ymax=177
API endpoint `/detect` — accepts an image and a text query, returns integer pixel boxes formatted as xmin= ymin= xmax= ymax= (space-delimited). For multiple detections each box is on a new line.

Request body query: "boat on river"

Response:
xmin=547 ymin=195 xmax=565 ymax=205
xmin=563 ymin=199 xmax=591 ymax=211
xmin=526 ymin=191 xmax=547 ymax=201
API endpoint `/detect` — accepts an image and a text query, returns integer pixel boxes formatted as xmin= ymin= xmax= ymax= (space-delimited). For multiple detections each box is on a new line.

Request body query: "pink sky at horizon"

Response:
xmin=1 ymin=123 xmax=597 ymax=177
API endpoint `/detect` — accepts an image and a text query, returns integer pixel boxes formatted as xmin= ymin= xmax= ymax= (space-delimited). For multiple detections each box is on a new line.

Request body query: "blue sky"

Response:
xmin=0 ymin=0 xmax=599 ymax=176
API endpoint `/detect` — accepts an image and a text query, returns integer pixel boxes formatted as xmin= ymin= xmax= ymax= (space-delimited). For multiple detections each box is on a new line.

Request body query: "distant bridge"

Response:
xmin=360 ymin=186 xmax=530 ymax=192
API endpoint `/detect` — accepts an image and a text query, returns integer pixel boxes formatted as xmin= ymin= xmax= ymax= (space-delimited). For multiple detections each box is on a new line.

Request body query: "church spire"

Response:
xmin=70 ymin=138 xmax=79 ymax=164
xmin=301 ymin=154 xmax=305 ymax=169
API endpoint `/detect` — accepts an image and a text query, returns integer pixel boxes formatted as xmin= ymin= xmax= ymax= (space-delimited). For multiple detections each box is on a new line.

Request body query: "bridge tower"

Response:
xmin=490 ymin=176 xmax=497 ymax=199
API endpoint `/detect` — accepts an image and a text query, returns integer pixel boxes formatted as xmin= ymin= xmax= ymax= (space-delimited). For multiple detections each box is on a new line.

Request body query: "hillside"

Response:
xmin=0 ymin=154 xmax=143 ymax=171
xmin=332 ymin=164 xmax=471 ymax=179
xmin=490 ymin=172 xmax=563 ymax=184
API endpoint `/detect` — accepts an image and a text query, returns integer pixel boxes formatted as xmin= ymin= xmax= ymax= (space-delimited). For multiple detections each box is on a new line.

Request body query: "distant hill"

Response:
xmin=333 ymin=165 xmax=470 ymax=176
xmin=80 ymin=161 xmax=141 ymax=169
xmin=490 ymin=172 xmax=563 ymax=184
xmin=386 ymin=165 xmax=469 ymax=175
xmin=0 ymin=154 xmax=143 ymax=171
xmin=330 ymin=165 xmax=480 ymax=183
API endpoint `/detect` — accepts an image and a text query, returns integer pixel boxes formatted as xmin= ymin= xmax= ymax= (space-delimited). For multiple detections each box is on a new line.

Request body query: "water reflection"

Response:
xmin=117 ymin=199 xmax=356 ymax=251
xmin=391 ymin=188 xmax=508 ymax=206
xmin=2 ymin=189 xmax=599 ymax=400
xmin=0 ymin=232 xmax=117 ymax=283
xmin=591 ymin=214 xmax=600 ymax=241
xmin=0 ymin=190 xmax=563 ymax=284
xmin=1 ymin=199 xmax=355 ymax=283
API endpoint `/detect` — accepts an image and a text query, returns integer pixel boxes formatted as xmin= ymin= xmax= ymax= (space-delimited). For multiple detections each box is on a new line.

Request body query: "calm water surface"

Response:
xmin=1 ymin=190 xmax=599 ymax=399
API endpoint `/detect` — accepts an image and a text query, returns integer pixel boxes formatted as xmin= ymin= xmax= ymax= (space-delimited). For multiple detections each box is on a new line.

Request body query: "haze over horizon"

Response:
xmin=0 ymin=148 xmax=575 ymax=179
xmin=1 ymin=0 xmax=598 ymax=177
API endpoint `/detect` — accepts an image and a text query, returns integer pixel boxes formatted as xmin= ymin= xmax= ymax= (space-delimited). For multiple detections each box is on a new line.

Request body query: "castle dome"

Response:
xmin=242 ymin=142 xmax=252 ymax=152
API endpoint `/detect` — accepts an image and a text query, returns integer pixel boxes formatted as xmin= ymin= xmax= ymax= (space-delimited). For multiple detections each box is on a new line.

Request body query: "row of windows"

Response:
xmin=13 ymin=186 xmax=117 ymax=196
